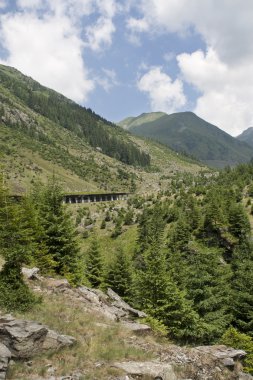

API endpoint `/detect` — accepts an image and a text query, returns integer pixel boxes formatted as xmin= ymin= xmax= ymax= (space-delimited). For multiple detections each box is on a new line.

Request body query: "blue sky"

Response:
xmin=0 ymin=0 xmax=253 ymax=136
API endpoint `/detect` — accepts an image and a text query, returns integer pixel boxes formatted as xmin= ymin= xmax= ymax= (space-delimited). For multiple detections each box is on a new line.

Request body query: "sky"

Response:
xmin=0 ymin=1 xmax=253 ymax=136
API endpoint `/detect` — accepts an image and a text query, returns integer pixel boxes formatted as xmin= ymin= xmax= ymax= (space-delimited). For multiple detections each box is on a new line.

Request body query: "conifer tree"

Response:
xmin=231 ymin=242 xmax=253 ymax=335
xmin=0 ymin=176 xmax=38 ymax=310
xmin=135 ymin=238 xmax=202 ymax=343
xmin=86 ymin=237 xmax=104 ymax=288
xmin=34 ymin=177 xmax=83 ymax=285
xmin=106 ymin=247 xmax=132 ymax=300
xmin=168 ymin=216 xmax=191 ymax=253
xmin=184 ymin=243 xmax=232 ymax=342
xmin=228 ymin=203 xmax=250 ymax=242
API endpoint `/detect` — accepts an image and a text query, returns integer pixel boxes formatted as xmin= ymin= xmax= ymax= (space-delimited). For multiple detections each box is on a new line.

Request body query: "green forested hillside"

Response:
xmin=2 ymin=161 xmax=253 ymax=362
xmin=0 ymin=64 xmax=150 ymax=167
xmin=120 ymin=111 xmax=253 ymax=168
xmin=1 ymin=64 xmax=253 ymax=376
xmin=0 ymin=64 xmax=204 ymax=194
xmin=237 ymin=127 xmax=253 ymax=148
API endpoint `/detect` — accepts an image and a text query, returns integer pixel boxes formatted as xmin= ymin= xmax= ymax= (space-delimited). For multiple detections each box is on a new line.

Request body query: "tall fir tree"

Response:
xmin=184 ymin=243 xmax=232 ymax=343
xmin=231 ymin=241 xmax=253 ymax=336
xmin=135 ymin=237 xmax=202 ymax=343
xmin=34 ymin=177 xmax=83 ymax=285
xmin=86 ymin=237 xmax=104 ymax=288
xmin=106 ymin=247 xmax=132 ymax=300
xmin=0 ymin=175 xmax=38 ymax=310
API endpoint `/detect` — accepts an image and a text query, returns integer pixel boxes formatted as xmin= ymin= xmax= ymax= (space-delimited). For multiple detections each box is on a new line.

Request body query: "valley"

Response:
xmin=1 ymin=64 xmax=253 ymax=380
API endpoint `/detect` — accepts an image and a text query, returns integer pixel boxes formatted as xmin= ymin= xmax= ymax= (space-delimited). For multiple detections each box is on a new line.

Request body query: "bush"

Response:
xmin=0 ymin=265 xmax=41 ymax=312
xmin=220 ymin=327 xmax=253 ymax=374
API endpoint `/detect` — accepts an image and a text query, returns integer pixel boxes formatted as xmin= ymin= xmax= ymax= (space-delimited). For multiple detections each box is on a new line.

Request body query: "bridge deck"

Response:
xmin=63 ymin=192 xmax=128 ymax=204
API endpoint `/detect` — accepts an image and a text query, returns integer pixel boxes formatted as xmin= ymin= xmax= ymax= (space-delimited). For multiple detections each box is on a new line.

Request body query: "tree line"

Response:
xmin=1 ymin=163 xmax=253 ymax=373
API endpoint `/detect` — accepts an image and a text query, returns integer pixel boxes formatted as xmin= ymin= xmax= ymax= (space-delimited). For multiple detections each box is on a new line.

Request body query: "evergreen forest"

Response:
xmin=1 ymin=162 xmax=253 ymax=373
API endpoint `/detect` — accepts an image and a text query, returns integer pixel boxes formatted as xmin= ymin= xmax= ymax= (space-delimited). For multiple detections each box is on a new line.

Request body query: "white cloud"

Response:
xmin=130 ymin=0 xmax=253 ymax=134
xmin=85 ymin=16 xmax=115 ymax=51
xmin=0 ymin=0 xmax=121 ymax=104
xmin=96 ymin=68 xmax=119 ymax=92
xmin=178 ymin=49 xmax=253 ymax=136
xmin=126 ymin=17 xmax=149 ymax=33
xmin=0 ymin=12 xmax=94 ymax=103
xmin=0 ymin=0 xmax=7 ymax=8
xmin=17 ymin=0 xmax=44 ymax=9
xmin=137 ymin=67 xmax=186 ymax=114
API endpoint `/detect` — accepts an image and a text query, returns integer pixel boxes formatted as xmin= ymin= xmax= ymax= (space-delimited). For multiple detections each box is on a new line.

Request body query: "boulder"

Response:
xmin=107 ymin=288 xmax=147 ymax=319
xmin=239 ymin=373 xmax=253 ymax=380
xmin=113 ymin=361 xmax=177 ymax=380
xmin=22 ymin=267 xmax=40 ymax=280
xmin=0 ymin=344 xmax=11 ymax=380
xmin=121 ymin=321 xmax=151 ymax=335
xmin=0 ymin=313 xmax=76 ymax=379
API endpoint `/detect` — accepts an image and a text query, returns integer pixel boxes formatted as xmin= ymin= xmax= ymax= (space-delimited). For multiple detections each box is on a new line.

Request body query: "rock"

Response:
xmin=0 ymin=343 xmax=11 ymax=380
xmin=222 ymin=357 xmax=235 ymax=368
xmin=239 ymin=373 xmax=253 ymax=380
xmin=22 ymin=267 xmax=40 ymax=280
xmin=195 ymin=345 xmax=246 ymax=361
xmin=107 ymin=288 xmax=147 ymax=319
xmin=42 ymin=329 xmax=76 ymax=351
xmin=114 ymin=361 xmax=177 ymax=380
xmin=45 ymin=278 xmax=71 ymax=290
xmin=0 ymin=313 xmax=76 ymax=378
xmin=0 ymin=314 xmax=48 ymax=358
xmin=121 ymin=321 xmax=151 ymax=335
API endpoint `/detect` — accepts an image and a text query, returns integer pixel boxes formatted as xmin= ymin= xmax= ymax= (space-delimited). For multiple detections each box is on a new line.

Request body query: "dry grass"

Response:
xmin=7 ymin=292 xmax=154 ymax=379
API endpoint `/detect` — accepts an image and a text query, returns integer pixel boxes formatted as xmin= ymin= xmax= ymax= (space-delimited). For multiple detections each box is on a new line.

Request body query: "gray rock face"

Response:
xmin=22 ymin=267 xmax=40 ymax=280
xmin=0 ymin=344 xmax=11 ymax=380
xmin=42 ymin=277 xmax=147 ymax=326
xmin=239 ymin=373 xmax=253 ymax=380
xmin=107 ymin=288 xmax=147 ymax=319
xmin=120 ymin=321 xmax=151 ymax=335
xmin=0 ymin=314 xmax=75 ymax=358
xmin=114 ymin=361 xmax=177 ymax=380
xmin=0 ymin=314 xmax=76 ymax=379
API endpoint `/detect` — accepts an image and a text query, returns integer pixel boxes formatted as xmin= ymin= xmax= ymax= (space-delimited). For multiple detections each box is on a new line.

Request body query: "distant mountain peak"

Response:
xmin=119 ymin=111 xmax=253 ymax=168
xmin=237 ymin=126 xmax=253 ymax=148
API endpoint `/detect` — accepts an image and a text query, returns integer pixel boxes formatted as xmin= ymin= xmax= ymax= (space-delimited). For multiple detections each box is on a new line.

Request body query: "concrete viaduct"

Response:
xmin=63 ymin=192 xmax=128 ymax=204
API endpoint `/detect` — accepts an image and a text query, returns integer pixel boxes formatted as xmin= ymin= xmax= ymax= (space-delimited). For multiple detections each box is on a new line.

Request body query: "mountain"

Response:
xmin=119 ymin=111 xmax=253 ymax=168
xmin=119 ymin=112 xmax=166 ymax=130
xmin=0 ymin=64 xmax=205 ymax=194
xmin=237 ymin=127 xmax=253 ymax=148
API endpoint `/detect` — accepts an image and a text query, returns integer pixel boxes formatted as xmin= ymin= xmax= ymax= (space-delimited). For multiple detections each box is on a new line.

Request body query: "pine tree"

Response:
xmin=106 ymin=247 xmax=132 ymax=300
xmin=184 ymin=243 xmax=232 ymax=342
xmin=168 ymin=216 xmax=191 ymax=253
xmin=34 ymin=177 xmax=83 ymax=285
xmin=231 ymin=242 xmax=253 ymax=335
xmin=86 ymin=237 xmax=104 ymax=288
xmin=124 ymin=208 xmax=134 ymax=225
xmin=228 ymin=203 xmax=251 ymax=242
xmin=0 ymin=176 xmax=38 ymax=311
xmin=135 ymin=238 xmax=202 ymax=343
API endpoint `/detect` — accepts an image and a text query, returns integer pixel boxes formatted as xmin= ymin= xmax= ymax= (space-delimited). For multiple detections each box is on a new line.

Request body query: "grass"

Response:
xmin=7 ymin=292 xmax=154 ymax=380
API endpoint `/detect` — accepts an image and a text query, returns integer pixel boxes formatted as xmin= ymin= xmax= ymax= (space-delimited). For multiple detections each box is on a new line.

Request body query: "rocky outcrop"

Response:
xmin=23 ymin=269 xmax=253 ymax=380
xmin=114 ymin=361 xmax=177 ymax=380
xmin=0 ymin=313 xmax=76 ymax=379
xmin=0 ymin=344 xmax=11 ymax=380
xmin=114 ymin=344 xmax=253 ymax=380
xmin=37 ymin=276 xmax=147 ymax=324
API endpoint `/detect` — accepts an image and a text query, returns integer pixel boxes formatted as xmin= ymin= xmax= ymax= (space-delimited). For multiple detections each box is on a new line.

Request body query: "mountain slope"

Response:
xmin=0 ymin=64 xmax=205 ymax=194
xmin=237 ymin=127 xmax=253 ymax=148
xmin=119 ymin=112 xmax=166 ymax=130
xmin=120 ymin=111 xmax=253 ymax=168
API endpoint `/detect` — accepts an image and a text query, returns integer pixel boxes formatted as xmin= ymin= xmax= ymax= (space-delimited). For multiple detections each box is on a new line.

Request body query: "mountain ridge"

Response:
xmin=119 ymin=111 xmax=253 ymax=168
xmin=0 ymin=64 xmax=205 ymax=195
xmin=237 ymin=126 xmax=253 ymax=148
